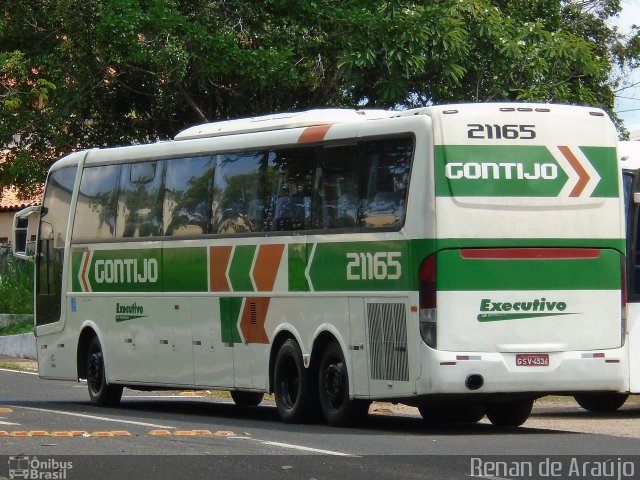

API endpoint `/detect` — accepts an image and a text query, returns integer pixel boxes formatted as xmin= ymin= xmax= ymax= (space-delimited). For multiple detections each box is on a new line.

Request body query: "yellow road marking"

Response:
xmin=148 ymin=429 xmax=172 ymax=436
xmin=9 ymin=431 xmax=31 ymax=437
xmin=0 ymin=407 xmax=13 ymax=414
xmin=29 ymin=431 xmax=49 ymax=436
xmin=214 ymin=431 xmax=236 ymax=437
xmin=0 ymin=431 xmax=8 ymax=436
xmin=90 ymin=432 xmax=115 ymax=437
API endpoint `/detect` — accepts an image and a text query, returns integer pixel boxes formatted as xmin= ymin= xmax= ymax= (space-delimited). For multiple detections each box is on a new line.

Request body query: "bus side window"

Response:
xmin=211 ymin=152 xmax=267 ymax=234
xmin=358 ymin=138 xmax=412 ymax=229
xmin=268 ymin=147 xmax=314 ymax=232
xmin=72 ymin=164 xmax=121 ymax=241
xmin=314 ymin=145 xmax=359 ymax=229
xmin=116 ymin=161 xmax=165 ymax=238
xmin=164 ymin=156 xmax=214 ymax=236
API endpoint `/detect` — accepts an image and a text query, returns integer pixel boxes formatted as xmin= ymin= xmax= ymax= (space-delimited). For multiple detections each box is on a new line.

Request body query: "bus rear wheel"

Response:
xmin=86 ymin=337 xmax=123 ymax=407
xmin=273 ymin=339 xmax=318 ymax=423
xmin=318 ymin=341 xmax=369 ymax=427
xmin=230 ymin=391 xmax=264 ymax=407
xmin=484 ymin=398 xmax=533 ymax=427
xmin=574 ymin=393 xmax=629 ymax=412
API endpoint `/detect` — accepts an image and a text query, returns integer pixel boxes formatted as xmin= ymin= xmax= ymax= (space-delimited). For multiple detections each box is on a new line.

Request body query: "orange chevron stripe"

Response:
xmin=210 ymin=246 xmax=233 ymax=292
xmin=81 ymin=251 xmax=92 ymax=292
xmin=298 ymin=124 xmax=331 ymax=143
xmin=558 ymin=146 xmax=589 ymax=197
xmin=240 ymin=297 xmax=270 ymax=344
xmin=253 ymin=244 xmax=285 ymax=291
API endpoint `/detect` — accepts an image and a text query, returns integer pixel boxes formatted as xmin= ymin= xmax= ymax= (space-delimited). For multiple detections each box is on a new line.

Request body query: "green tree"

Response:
xmin=1 ymin=0 xmax=638 ymax=197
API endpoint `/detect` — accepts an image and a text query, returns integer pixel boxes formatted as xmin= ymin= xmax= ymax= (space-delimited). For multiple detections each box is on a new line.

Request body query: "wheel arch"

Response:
xmin=76 ymin=321 xmax=104 ymax=380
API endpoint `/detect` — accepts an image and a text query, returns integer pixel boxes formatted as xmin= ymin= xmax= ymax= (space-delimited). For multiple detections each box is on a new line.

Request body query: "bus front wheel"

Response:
xmin=273 ymin=339 xmax=318 ymax=423
xmin=318 ymin=341 xmax=369 ymax=427
xmin=574 ymin=393 xmax=629 ymax=412
xmin=484 ymin=398 xmax=533 ymax=427
xmin=86 ymin=337 xmax=123 ymax=407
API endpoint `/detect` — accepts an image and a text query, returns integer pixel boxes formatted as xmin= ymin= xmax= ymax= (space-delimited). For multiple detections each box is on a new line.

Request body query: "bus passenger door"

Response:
xmin=625 ymin=171 xmax=640 ymax=393
xmin=192 ymin=298 xmax=234 ymax=388
xmin=155 ymin=298 xmax=194 ymax=385
xmin=110 ymin=296 xmax=158 ymax=384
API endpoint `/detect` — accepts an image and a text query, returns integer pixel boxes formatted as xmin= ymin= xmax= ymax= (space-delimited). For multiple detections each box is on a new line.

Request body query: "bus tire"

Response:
xmin=86 ymin=337 xmax=123 ymax=407
xmin=230 ymin=391 xmax=264 ymax=407
xmin=484 ymin=398 xmax=533 ymax=427
xmin=318 ymin=341 xmax=369 ymax=427
xmin=273 ymin=339 xmax=318 ymax=423
xmin=574 ymin=393 xmax=629 ymax=412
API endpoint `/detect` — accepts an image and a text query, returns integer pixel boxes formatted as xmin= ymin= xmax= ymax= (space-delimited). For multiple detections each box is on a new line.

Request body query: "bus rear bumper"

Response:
xmin=417 ymin=344 xmax=629 ymax=395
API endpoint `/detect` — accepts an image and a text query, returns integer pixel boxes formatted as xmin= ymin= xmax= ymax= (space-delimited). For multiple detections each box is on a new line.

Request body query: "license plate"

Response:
xmin=515 ymin=353 xmax=549 ymax=367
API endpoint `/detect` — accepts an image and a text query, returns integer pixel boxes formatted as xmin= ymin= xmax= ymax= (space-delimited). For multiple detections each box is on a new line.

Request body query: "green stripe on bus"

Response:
xmin=228 ymin=245 xmax=256 ymax=292
xmin=306 ymin=240 xmax=411 ymax=291
xmin=288 ymin=243 xmax=308 ymax=292
xmin=434 ymin=145 xmax=618 ymax=198
xmin=580 ymin=146 xmax=619 ymax=197
xmin=435 ymin=145 xmax=567 ymax=197
xmin=163 ymin=247 xmax=208 ymax=292
xmin=220 ymin=297 xmax=242 ymax=343
xmin=437 ymin=249 xmax=621 ymax=291
xmin=74 ymin=249 xmax=163 ymax=293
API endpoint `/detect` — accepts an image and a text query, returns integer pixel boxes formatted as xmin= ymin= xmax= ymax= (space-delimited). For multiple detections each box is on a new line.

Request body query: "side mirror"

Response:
xmin=634 ymin=193 xmax=640 ymax=205
xmin=12 ymin=205 xmax=40 ymax=262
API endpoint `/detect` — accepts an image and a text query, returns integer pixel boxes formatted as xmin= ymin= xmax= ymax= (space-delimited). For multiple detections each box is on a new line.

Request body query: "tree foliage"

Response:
xmin=1 ymin=0 xmax=638 ymax=196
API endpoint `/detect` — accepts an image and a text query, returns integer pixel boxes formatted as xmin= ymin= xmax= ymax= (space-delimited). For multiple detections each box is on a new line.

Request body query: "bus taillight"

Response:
xmin=419 ymin=254 xmax=437 ymax=348
xmin=621 ymin=253 xmax=627 ymax=345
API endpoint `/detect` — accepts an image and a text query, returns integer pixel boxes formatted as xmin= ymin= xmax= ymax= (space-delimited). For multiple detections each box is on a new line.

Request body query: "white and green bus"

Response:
xmin=25 ymin=103 xmax=626 ymax=427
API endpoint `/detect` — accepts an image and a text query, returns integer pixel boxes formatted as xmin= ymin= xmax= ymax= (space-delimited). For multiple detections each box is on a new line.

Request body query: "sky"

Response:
xmin=612 ymin=0 xmax=640 ymax=133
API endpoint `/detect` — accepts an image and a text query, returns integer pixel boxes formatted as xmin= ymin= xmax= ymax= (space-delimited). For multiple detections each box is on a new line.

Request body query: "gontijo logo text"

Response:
xmin=446 ymin=162 xmax=557 ymax=180
xmin=94 ymin=258 xmax=158 ymax=284
xmin=77 ymin=250 xmax=161 ymax=292
xmin=477 ymin=297 xmax=577 ymax=322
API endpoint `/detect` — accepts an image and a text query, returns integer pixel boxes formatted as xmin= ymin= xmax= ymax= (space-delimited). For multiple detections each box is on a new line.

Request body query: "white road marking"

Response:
xmin=12 ymin=405 xmax=175 ymax=429
xmin=0 ymin=420 xmax=21 ymax=425
xmin=259 ymin=440 xmax=355 ymax=457
xmin=0 ymin=368 xmax=38 ymax=376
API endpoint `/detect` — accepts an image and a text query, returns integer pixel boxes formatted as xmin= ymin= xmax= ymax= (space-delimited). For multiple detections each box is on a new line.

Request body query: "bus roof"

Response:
xmin=174 ymin=109 xmax=394 ymax=140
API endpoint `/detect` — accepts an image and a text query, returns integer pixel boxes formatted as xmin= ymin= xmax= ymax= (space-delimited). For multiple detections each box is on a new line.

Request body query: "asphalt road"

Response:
xmin=1 ymin=368 xmax=639 ymax=480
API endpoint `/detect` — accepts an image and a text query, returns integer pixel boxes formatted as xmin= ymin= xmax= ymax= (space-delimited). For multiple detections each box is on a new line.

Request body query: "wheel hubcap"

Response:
xmin=323 ymin=361 xmax=345 ymax=410
xmin=88 ymin=351 xmax=103 ymax=394
xmin=279 ymin=357 xmax=299 ymax=409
